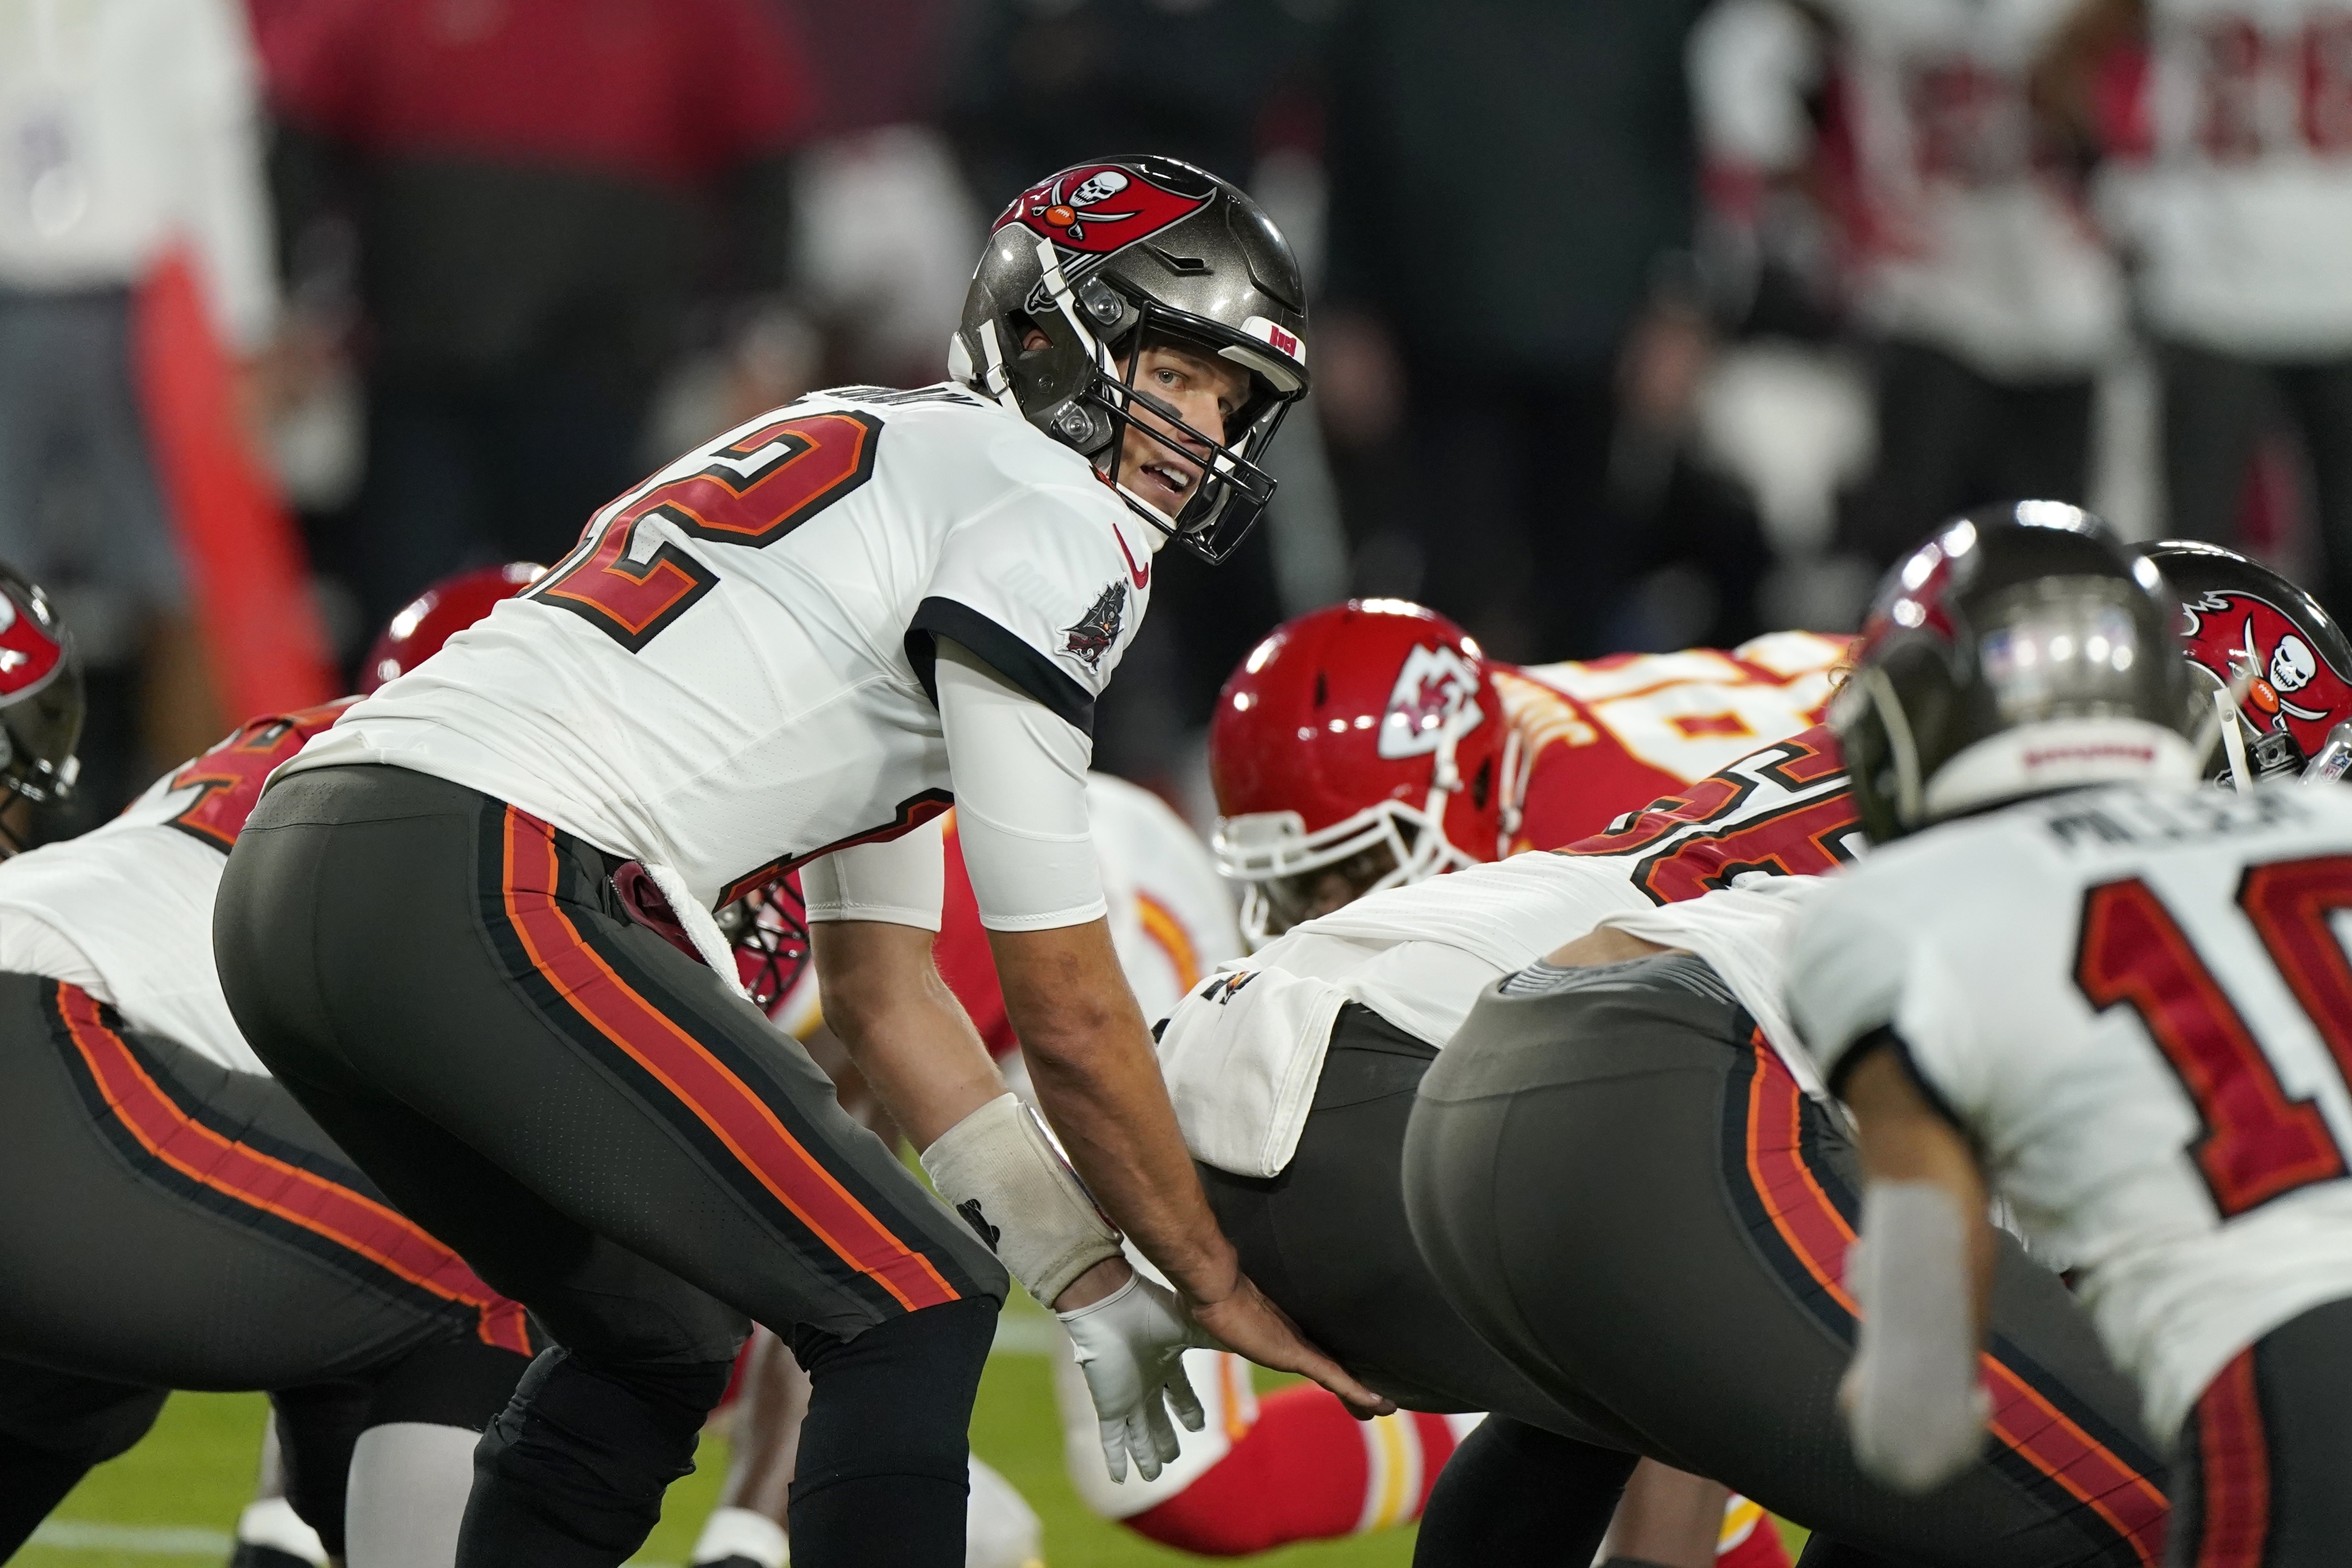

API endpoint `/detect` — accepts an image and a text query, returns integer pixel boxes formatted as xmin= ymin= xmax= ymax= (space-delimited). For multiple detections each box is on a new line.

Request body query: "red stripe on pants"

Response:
xmin=1741 ymin=1036 xmax=2167 ymax=1567
xmin=2191 ymin=1350 xmax=2271 ymax=1568
xmin=56 ymin=982 xmax=530 ymax=1353
xmin=498 ymin=808 xmax=959 ymax=1312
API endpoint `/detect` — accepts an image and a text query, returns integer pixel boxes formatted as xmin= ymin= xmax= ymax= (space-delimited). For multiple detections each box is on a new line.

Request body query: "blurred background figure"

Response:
xmin=0 ymin=0 xmax=273 ymax=827
xmin=1693 ymin=0 xmax=2127 ymax=583
xmin=1317 ymin=0 xmax=1741 ymax=663
xmin=2042 ymin=0 xmax=2352 ymax=621
xmin=253 ymin=0 xmax=814 ymax=632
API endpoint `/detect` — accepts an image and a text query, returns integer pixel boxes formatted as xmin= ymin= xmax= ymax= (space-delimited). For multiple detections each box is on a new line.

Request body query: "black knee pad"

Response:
xmin=470 ymin=1347 xmax=735 ymax=1557
xmin=788 ymin=1298 xmax=996 ymax=1567
xmin=790 ymin=1296 xmax=995 ymax=1495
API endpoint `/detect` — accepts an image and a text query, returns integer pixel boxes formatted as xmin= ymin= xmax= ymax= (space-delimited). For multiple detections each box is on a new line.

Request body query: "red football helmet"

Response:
xmin=359 ymin=562 xmax=546 ymax=695
xmin=1209 ymin=599 xmax=1513 ymax=945
xmin=0 ymin=562 xmax=80 ymax=808
xmin=722 ymin=871 xmax=811 ymax=1013
xmin=2148 ymin=541 xmax=2352 ymax=782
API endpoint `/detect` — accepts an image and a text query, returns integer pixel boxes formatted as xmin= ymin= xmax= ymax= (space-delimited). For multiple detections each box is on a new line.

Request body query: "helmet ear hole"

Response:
xmin=1470 ymin=756 xmax=1493 ymax=810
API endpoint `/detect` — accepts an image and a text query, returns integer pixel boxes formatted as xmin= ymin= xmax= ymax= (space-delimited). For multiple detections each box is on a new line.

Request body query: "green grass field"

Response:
xmin=16 ymin=1293 xmax=1807 ymax=1567
xmin=14 ymin=1299 xmax=1415 ymax=1568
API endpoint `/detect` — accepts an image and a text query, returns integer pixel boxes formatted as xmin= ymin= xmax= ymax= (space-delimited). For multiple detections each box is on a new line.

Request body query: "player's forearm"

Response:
xmin=1023 ymin=1026 xmax=1237 ymax=1303
xmin=1845 ymin=1044 xmax=1998 ymax=1335
xmin=812 ymin=922 xmax=1004 ymax=1149
xmin=993 ymin=927 xmax=1239 ymax=1305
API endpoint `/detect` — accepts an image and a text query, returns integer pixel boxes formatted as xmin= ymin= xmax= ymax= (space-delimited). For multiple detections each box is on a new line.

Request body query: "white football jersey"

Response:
xmin=1087 ymin=774 xmax=1244 ymax=1026
xmin=1693 ymin=0 xmax=2123 ymax=375
xmin=2123 ymin=0 xmax=2352 ymax=352
xmin=288 ymin=385 xmax=1155 ymax=913
xmin=0 ymin=702 xmax=350 ymax=1075
xmin=1791 ymin=779 xmax=2352 ymax=1440
xmin=1821 ymin=0 xmax=2125 ymax=375
xmin=1161 ymin=730 xmax=1862 ymax=1176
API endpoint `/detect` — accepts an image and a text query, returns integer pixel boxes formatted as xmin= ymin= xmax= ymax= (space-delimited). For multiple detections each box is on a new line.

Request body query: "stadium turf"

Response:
xmin=13 ymin=1300 xmax=1416 ymax=1568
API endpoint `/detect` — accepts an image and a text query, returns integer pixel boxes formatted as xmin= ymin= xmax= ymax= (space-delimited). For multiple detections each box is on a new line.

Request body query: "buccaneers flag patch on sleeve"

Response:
xmin=1063 ymin=581 xmax=1127 ymax=670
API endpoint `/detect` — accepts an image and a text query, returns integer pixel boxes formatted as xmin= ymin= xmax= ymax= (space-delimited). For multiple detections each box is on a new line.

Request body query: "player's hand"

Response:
xmin=1058 ymin=1274 xmax=1208 ymax=1482
xmin=1188 ymin=1273 xmax=1397 ymax=1421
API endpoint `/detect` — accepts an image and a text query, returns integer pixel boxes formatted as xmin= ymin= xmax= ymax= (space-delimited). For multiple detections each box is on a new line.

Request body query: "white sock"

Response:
xmin=692 ymin=1505 xmax=789 ymax=1568
xmin=236 ymin=1497 xmax=326 ymax=1565
xmin=966 ymin=1456 xmax=1042 ymax=1568
xmin=342 ymin=1422 xmax=481 ymax=1568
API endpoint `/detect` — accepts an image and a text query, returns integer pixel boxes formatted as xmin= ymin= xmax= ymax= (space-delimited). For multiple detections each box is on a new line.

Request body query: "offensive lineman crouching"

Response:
xmin=1790 ymin=513 xmax=2352 ymax=1563
xmin=212 ymin=155 xmax=1383 ymax=1568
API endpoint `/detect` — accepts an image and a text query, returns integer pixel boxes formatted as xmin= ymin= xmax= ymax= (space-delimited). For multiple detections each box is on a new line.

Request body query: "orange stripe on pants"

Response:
xmin=56 ymin=982 xmax=529 ymax=1353
xmin=499 ymin=808 xmax=959 ymax=1312
xmin=2191 ymin=1350 xmax=2271 ymax=1568
xmin=1741 ymin=1038 xmax=2167 ymax=1567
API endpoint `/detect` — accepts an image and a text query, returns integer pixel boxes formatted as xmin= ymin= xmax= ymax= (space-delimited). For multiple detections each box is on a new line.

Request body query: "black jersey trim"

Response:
xmin=906 ymin=596 xmax=1095 ymax=736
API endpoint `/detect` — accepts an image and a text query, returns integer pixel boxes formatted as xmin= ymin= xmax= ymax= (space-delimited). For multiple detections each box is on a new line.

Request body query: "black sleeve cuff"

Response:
xmin=1826 ymin=1025 xmax=1970 ymax=1136
xmin=906 ymin=596 xmax=1096 ymax=736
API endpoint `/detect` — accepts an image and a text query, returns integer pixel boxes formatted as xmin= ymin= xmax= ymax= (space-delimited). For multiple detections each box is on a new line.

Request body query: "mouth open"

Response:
xmin=1138 ymin=459 xmax=1197 ymax=499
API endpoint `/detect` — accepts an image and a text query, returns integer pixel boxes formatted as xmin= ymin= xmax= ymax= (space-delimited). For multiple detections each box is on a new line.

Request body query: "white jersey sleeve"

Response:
xmin=935 ymin=641 xmax=1105 ymax=931
xmin=285 ymin=388 xmax=1155 ymax=917
xmin=911 ymin=485 xmax=1149 ymax=733
xmin=1789 ymin=780 xmax=2352 ymax=1440
xmin=1785 ymin=848 xmax=2002 ymax=1115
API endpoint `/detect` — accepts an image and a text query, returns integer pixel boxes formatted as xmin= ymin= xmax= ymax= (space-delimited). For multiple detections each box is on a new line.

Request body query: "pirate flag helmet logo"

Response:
xmin=2147 ymin=540 xmax=2352 ymax=779
xmin=997 ymin=163 xmax=1212 ymax=258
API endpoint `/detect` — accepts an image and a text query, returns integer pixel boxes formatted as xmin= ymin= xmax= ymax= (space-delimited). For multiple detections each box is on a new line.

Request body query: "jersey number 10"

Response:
xmin=528 ymin=410 xmax=884 ymax=653
xmin=2077 ymin=856 xmax=2352 ymax=1217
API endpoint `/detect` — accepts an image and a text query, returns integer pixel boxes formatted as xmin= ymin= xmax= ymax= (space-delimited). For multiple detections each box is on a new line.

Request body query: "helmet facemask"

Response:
xmin=1011 ymin=244 xmax=1300 ymax=564
xmin=1216 ymin=718 xmax=1487 ymax=948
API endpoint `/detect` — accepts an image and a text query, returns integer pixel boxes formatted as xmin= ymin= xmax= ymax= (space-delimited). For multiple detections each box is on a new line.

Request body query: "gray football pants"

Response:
xmin=1404 ymin=954 xmax=2172 ymax=1568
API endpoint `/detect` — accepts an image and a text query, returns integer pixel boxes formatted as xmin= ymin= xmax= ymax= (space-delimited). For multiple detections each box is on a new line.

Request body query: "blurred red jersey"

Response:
xmin=1498 ymin=631 xmax=1848 ymax=852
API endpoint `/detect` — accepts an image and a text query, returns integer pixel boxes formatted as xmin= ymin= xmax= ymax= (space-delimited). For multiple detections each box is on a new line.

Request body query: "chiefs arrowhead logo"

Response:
xmin=1063 ymin=580 xmax=1128 ymax=671
xmin=1377 ymin=644 xmax=1485 ymax=760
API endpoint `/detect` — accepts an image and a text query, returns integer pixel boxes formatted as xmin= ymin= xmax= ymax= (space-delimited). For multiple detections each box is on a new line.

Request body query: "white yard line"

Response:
xmin=30 ymin=1522 xmax=233 ymax=1555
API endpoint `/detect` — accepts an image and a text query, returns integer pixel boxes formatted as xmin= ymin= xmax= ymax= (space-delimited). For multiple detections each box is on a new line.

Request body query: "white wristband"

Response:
xmin=921 ymin=1092 xmax=1123 ymax=1304
xmin=1842 ymin=1179 xmax=1991 ymax=1493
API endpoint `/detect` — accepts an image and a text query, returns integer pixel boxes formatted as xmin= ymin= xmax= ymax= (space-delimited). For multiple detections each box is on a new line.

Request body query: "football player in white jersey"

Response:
xmin=0 ymin=567 xmax=554 ymax=1568
xmin=212 ymin=156 xmax=1385 ymax=1568
xmin=1790 ymin=511 xmax=2352 ymax=1562
xmin=1693 ymin=0 xmax=2125 ymax=564
xmin=2042 ymin=0 xmax=2352 ymax=612
xmin=1151 ymin=555 xmax=2169 ymax=1564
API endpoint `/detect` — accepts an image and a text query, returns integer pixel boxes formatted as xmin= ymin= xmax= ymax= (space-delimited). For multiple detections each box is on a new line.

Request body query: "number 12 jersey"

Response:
xmin=287 ymin=386 xmax=1157 ymax=912
xmin=1791 ymin=779 xmax=2352 ymax=1441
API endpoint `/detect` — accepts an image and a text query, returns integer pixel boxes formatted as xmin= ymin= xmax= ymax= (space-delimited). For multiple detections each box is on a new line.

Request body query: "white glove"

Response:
xmin=1056 ymin=1275 xmax=1209 ymax=1483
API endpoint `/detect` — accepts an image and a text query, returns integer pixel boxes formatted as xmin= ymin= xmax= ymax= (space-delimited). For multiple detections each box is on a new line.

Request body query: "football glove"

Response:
xmin=1057 ymin=1274 xmax=1208 ymax=1483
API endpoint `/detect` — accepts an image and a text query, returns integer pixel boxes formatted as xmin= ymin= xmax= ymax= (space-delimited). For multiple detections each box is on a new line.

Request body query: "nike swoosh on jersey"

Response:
xmin=1116 ymin=525 xmax=1151 ymax=590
